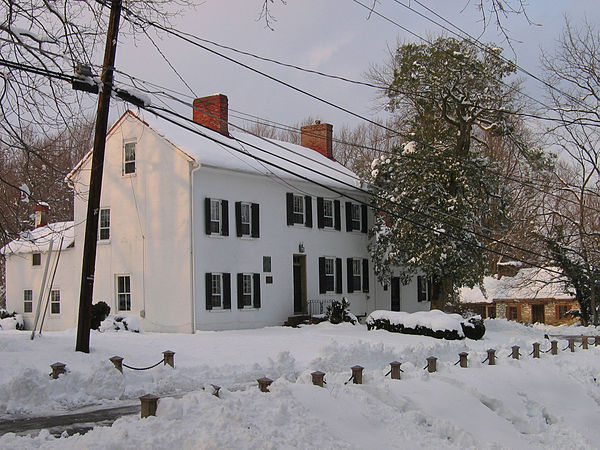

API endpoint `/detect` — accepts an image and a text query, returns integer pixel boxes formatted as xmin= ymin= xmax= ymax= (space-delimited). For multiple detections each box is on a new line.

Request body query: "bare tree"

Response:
xmin=539 ymin=19 xmax=600 ymax=325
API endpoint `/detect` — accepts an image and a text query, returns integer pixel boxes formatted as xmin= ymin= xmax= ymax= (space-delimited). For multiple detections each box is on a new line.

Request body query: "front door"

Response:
xmin=391 ymin=277 xmax=401 ymax=311
xmin=532 ymin=304 xmax=545 ymax=324
xmin=293 ymin=255 xmax=306 ymax=314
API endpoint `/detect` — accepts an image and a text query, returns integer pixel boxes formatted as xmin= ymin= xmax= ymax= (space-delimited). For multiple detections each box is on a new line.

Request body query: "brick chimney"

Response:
xmin=301 ymin=121 xmax=333 ymax=160
xmin=192 ymin=94 xmax=229 ymax=137
xmin=35 ymin=203 xmax=49 ymax=228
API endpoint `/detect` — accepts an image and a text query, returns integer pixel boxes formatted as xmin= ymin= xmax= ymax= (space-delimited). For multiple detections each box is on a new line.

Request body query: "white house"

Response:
xmin=1 ymin=94 xmax=429 ymax=333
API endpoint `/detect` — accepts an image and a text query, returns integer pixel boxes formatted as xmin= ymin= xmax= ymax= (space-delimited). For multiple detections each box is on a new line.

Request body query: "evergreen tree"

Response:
xmin=369 ymin=37 xmax=524 ymax=310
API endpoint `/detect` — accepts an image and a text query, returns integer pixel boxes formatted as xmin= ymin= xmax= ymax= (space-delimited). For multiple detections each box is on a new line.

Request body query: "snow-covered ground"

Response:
xmin=1 ymin=319 xmax=600 ymax=448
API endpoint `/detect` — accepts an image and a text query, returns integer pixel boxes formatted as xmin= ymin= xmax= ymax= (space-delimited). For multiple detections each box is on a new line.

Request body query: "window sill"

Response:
xmin=208 ymin=309 xmax=230 ymax=313
xmin=98 ymin=239 xmax=111 ymax=245
xmin=240 ymin=307 xmax=259 ymax=311
xmin=121 ymin=173 xmax=136 ymax=178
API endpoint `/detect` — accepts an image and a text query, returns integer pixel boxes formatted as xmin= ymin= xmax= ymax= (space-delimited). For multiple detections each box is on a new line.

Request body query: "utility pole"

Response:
xmin=75 ymin=0 xmax=122 ymax=353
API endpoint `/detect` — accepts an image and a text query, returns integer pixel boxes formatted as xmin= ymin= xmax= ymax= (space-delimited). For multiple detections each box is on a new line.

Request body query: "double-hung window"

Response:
xmin=417 ymin=276 xmax=431 ymax=302
xmin=557 ymin=304 xmax=568 ymax=319
xmin=99 ymin=208 xmax=110 ymax=240
xmin=323 ymin=200 xmax=334 ymax=228
xmin=50 ymin=290 xmax=60 ymax=314
xmin=345 ymin=202 xmax=367 ymax=232
xmin=205 ymin=198 xmax=229 ymax=236
xmin=318 ymin=257 xmax=342 ymax=294
xmin=117 ymin=275 xmax=131 ymax=311
xmin=286 ymin=193 xmax=313 ymax=227
xmin=32 ymin=253 xmax=41 ymax=266
xmin=347 ymin=258 xmax=369 ymax=293
xmin=205 ymin=272 xmax=231 ymax=310
xmin=508 ymin=306 xmax=519 ymax=321
xmin=235 ymin=202 xmax=259 ymax=237
xmin=24 ymin=289 xmax=33 ymax=313
xmin=123 ymin=141 xmax=136 ymax=175
xmin=237 ymin=273 xmax=261 ymax=309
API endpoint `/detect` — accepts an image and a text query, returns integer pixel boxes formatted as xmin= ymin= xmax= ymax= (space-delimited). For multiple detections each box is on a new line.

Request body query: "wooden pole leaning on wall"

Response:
xmin=139 ymin=394 xmax=159 ymax=418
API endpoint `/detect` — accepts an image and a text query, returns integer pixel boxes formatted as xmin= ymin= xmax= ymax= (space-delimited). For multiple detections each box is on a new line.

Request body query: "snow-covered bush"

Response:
xmin=0 ymin=309 xmax=24 ymax=330
xmin=366 ymin=310 xmax=485 ymax=340
xmin=326 ymin=297 xmax=357 ymax=325
xmin=100 ymin=314 xmax=142 ymax=333
xmin=90 ymin=301 xmax=111 ymax=330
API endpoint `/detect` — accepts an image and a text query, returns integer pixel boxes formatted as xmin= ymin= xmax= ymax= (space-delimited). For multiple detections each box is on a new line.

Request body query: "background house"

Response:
xmin=2 ymin=94 xmax=426 ymax=332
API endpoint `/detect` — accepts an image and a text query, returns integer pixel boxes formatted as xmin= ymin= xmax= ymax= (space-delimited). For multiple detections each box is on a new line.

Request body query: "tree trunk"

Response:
xmin=430 ymin=276 xmax=454 ymax=311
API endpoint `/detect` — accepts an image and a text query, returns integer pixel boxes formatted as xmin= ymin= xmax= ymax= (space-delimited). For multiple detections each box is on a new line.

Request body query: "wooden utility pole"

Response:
xmin=75 ymin=0 xmax=122 ymax=353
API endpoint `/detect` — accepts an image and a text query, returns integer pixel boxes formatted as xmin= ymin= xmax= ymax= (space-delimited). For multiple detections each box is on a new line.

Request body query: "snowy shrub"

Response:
xmin=326 ymin=297 xmax=357 ymax=325
xmin=100 ymin=314 xmax=142 ymax=333
xmin=461 ymin=316 xmax=485 ymax=340
xmin=90 ymin=301 xmax=111 ymax=330
xmin=0 ymin=310 xmax=24 ymax=330
xmin=366 ymin=310 xmax=485 ymax=340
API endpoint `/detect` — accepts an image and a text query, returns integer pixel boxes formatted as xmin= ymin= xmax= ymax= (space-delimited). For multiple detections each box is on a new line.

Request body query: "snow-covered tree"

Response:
xmin=369 ymin=37 xmax=530 ymax=310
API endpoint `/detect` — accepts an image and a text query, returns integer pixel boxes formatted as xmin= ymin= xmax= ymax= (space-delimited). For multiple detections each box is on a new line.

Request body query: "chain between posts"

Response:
xmin=123 ymin=358 xmax=165 ymax=371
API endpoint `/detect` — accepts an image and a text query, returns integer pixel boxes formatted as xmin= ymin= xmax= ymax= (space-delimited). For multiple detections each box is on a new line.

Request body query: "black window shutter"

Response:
xmin=235 ymin=202 xmax=242 ymax=237
xmin=305 ymin=195 xmax=313 ymax=227
xmin=417 ymin=276 xmax=424 ymax=302
xmin=221 ymin=200 xmax=229 ymax=236
xmin=286 ymin=193 xmax=294 ymax=226
xmin=223 ymin=273 xmax=231 ymax=309
xmin=253 ymin=273 xmax=261 ymax=308
xmin=346 ymin=258 xmax=354 ymax=293
xmin=205 ymin=198 xmax=212 ymax=235
xmin=251 ymin=203 xmax=260 ymax=238
xmin=334 ymin=200 xmax=341 ymax=231
xmin=427 ymin=278 xmax=432 ymax=302
xmin=237 ymin=273 xmax=244 ymax=308
xmin=362 ymin=259 xmax=369 ymax=293
xmin=361 ymin=205 xmax=368 ymax=233
xmin=336 ymin=258 xmax=343 ymax=294
xmin=318 ymin=257 xmax=326 ymax=294
xmin=317 ymin=197 xmax=324 ymax=229
xmin=345 ymin=201 xmax=353 ymax=232
xmin=205 ymin=273 xmax=212 ymax=310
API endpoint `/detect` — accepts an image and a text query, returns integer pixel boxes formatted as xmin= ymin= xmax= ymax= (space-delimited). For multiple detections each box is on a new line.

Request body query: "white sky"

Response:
xmin=110 ymin=0 xmax=600 ymax=133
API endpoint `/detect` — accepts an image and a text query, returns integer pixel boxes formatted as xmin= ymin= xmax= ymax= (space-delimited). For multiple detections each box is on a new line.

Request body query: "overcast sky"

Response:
xmin=112 ymin=0 xmax=600 ymax=133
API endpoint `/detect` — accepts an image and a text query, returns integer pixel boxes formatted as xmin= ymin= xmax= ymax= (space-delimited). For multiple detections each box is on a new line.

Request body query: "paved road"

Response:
xmin=0 ymin=403 xmax=139 ymax=437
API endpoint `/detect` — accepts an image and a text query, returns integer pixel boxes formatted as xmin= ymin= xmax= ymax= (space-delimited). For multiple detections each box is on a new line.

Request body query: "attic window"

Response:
xmin=123 ymin=141 xmax=136 ymax=175
xmin=32 ymin=253 xmax=41 ymax=266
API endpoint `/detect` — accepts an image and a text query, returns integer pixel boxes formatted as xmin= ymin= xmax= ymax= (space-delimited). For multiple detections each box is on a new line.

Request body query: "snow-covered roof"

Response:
xmin=459 ymin=276 xmax=500 ymax=304
xmin=153 ymin=115 xmax=362 ymax=191
xmin=67 ymin=111 xmax=363 ymax=193
xmin=493 ymin=267 xmax=573 ymax=301
xmin=460 ymin=268 xmax=574 ymax=304
xmin=0 ymin=221 xmax=74 ymax=255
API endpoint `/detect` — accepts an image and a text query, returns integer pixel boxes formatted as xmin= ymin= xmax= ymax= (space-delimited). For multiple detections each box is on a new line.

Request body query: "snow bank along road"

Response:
xmin=1 ymin=319 xmax=600 ymax=448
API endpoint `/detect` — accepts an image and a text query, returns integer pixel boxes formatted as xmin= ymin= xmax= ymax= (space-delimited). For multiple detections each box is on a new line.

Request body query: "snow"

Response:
xmin=151 ymin=113 xmax=361 ymax=191
xmin=0 ymin=314 xmax=23 ymax=330
xmin=0 ymin=222 xmax=74 ymax=255
xmin=99 ymin=314 xmax=143 ymax=333
xmin=494 ymin=268 xmax=573 ymax=301
xmin=2 ymin=320 xmax=599 ymax=447
xmin=459 ymin=276 xmax=499 ymax=304
xmin=366 ymin=310 xmax=465 ymax=335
